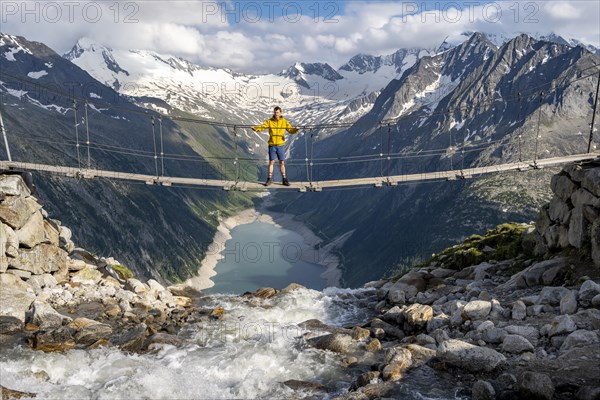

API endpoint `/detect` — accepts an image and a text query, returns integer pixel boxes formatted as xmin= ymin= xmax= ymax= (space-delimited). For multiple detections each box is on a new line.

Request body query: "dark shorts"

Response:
xmin=268 ymin=145 xmax=285 ymax=161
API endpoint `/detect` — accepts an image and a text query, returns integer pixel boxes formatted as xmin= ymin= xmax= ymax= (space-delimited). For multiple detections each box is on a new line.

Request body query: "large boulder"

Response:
xmin=461 ymin=300 xmax=491 ymax=320
xmin=437 ymin=339 xmax=506 ymax=372
xmin=548 ymin=315 xmax=577 ymax=337
xmin=307 ymin=333 xmax=355 ymax=354
xmin=580 ymin=167 xmax=600 ymax=197
xmin=512 ymin=300 xmax=527 ymax=320
xmin=579 ymin=280 xmax=600 ymax=307
xmin=0 ymin=175 xmax=31 ymax=197
xmin=504 ymin=325 xmax=540 ymax=346
xmin=43 ymin=219 xmax=61 ymax=246
xmin=10 ymin=243 xmax=67 ymax=275
xmin=0 ymin=272 xmax=32 ymax=292
xmin=403 ymin=304 xmax=433 ymax=329
xmin=0 ymin=315 xmax=24 ymax=334
xmin=397 ymin=271 xmax=427 ymax=291
xmin=382 ymin=346 xmax=412 ymax=381
xmin=548 ymin=196 xmax=571 ymax=224
xmin=3 ymin=223 xmax=19 ymax=258
xmin=32 ymin=327 xmax=75 ymax=352
xmin=71 ymin=267 xmax=102 ymax=285
xmin=559 ymin=330 xmax=600 ymax=352
xmin=502 ymin=334 xmax=534 ymax=354
xmin=568 ymin=207 xmax=590 ymax=249
xmin=370 ymin=318 xmax=404 ymax=340
xmin=387 ymin=282 xmax=415 ymax=305
xmin=571 ymin=188 xmax=600 ymax=209
xmin=112 ymin=324 xmax=147 ymax=352
xmin=0 ymin=286 xmax=35 ymax=322
xmin=518 ymin=371 xmax=554 ymax=400
xmin=0 ymin=195 xmax=41 ymax=230
xmin=27 ymin=274 xmax=58 ymax=294
xmin=536 ymin=287 xmax=571 ymax=306
xmin=551 ymin=173 xmax=578 ymax=202
xmin=126 ymin=278 xmax=149 ymax=294
xmin=69 ymin=318 xmax=113 ymax=345
xmin=505 ymin=258 xmax=571 ymax=288
xmin=16 ymin=211 xmax=45 ymax=248
xmin=29 ymin=300 xmax=72 ymax=329
xmin=471 ymin=380 xmax=496 ymax=400
xmin=404 ymin=343 xmax=436 ymax=366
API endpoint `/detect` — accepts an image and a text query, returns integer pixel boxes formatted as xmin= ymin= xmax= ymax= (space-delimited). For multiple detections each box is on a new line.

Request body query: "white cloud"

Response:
xmin=545 ymin=2 xmax=582 ymax=20
xmin=1 ymin=1 xmax=598 ymax=74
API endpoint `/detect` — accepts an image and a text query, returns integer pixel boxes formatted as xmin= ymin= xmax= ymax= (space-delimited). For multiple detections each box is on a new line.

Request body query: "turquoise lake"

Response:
xmin=204 ymin=221 xmax=328 ymax=294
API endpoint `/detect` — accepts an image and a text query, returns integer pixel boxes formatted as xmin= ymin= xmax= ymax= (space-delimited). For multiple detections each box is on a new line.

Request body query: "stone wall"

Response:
xmin=0 ymin=173 xmax=198 ymax=355
xmin=0 ymin=174 xmax=76 ymax=320
xmin=525 ymin=160 xmax=600 ymax=267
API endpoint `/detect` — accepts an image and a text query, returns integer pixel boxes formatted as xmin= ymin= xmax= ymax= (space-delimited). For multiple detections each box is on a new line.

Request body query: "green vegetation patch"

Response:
xmin=422 ymin=222 xmax=531 ymax=270
xmin=111 ymin=264 xmax=134 ymax=281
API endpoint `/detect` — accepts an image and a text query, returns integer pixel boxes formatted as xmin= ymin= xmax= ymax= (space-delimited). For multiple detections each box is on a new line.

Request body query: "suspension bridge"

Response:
xmin=0 ymin=67 xmax=599 ymax=192
xmin=0 ymin=152 xmax=598 ymax=192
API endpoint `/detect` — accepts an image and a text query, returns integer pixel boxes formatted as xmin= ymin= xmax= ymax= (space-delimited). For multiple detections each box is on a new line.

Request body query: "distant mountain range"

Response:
xmin=62 ymin=37 xmax=435 ymax=147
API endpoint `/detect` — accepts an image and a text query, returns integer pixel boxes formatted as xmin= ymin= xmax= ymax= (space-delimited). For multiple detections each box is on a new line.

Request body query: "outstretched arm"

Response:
xmin=252 ymin=120 xmax=270 ymax=132
xmin=286 ymin=120 xmax=299 ymax=134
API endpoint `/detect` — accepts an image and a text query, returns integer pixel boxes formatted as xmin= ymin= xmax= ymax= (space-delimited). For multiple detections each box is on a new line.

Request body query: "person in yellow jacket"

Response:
xmin=252 ymin=106 xmax=299 ymax=186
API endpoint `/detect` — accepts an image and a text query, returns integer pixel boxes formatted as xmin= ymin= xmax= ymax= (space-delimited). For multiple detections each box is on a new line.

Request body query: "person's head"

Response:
xmin=273 ymin=106 xmax=282 ymax=118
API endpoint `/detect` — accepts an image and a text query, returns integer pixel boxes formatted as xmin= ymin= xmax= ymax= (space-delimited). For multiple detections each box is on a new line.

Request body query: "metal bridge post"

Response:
xmin=0 ymin=108 xmax=12 ymax=162
xmin=588 ymin=69 xmax=600 ymax=153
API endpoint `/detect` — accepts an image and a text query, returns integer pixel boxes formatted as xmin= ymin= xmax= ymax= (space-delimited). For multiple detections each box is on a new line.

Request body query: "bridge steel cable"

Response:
xmin=84 ymin=101 xmax=91 ymax=168
xmin=461 ymin=110 xmax=467 ymax=176
xmin=450 ymin=121 xmax=454 ymax=171
xmin=310 ymin=129 xmax=315 ymax=185
xmin=151 ymin=116 xmax=159 ymax=178
xmin=303 ymin=128 xmax=310 ymax=186
xmin=378 ymin=123 xmax=384 ymax=178
xmin=517 ymin=92 xmax=523 ymax=162
xmin=533 ymin=92 xmax=544 ymax=166
xmin=589 ymin=69 xmax=600 ymax=153
xmin=159 ymin=116 xmax=165 ymax=177
xmin=232 ymin=126 xmax=240 ymax=184
xmin=385 ymin=124 xmax=393 ymax=183
xmin=72 ymin=100 xmax=81 ymax=169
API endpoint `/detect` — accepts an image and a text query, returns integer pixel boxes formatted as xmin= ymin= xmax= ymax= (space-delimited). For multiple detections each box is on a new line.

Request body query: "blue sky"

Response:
xmin=2 ymin=1 xmax=599 ymax=73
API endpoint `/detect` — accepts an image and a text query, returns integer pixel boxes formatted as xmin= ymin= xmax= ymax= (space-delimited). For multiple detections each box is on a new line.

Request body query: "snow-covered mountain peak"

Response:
xmin=64 ymin=34 xmax=409 ymax=126
xmin=339 ymin=47 xmax=435 ymax=76
xmin=0 ymin=33 xmax=29 ymax=49
xmin=0 ymin=33 xmax=35 ymax=61
xmin=461 ymin=31 xmax=600 ymax=56
xmin=64 ymin=37 xmax=111 ymax=59
xmin=280 ymin=62 xmax=343 ymax=88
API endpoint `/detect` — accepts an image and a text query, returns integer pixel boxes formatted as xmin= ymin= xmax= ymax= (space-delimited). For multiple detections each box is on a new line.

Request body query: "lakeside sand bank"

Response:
xmin=181 ymin=197 xmax=342 ymax=291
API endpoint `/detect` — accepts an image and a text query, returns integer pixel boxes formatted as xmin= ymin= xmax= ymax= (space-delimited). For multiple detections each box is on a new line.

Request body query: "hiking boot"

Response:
xmin=264 ymin=177 xmax=272 ymax=186
xmin=282 ymin=177 xmax=290 ymax=186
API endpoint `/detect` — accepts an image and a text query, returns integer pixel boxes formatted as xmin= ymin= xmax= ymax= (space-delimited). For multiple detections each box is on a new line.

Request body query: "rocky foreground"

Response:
xmin=0 ymin=160 xmax=599 ymax=400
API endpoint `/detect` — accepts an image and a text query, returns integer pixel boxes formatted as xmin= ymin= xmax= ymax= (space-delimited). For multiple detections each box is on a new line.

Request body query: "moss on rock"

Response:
xmin=424 ymin=223 xmax=531 ymax=270
xmin=111 ymin=264 xmax=134 ymax=281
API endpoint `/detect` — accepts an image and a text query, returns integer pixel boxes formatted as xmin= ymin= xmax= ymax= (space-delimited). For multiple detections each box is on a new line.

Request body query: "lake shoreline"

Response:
xmin=180 ymin=195 xmax=342 ymax=292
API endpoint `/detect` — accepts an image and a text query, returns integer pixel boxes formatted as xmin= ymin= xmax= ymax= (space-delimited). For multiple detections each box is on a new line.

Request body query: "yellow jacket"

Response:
xmin=252 ymin=116 xmax=299 ymax=146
